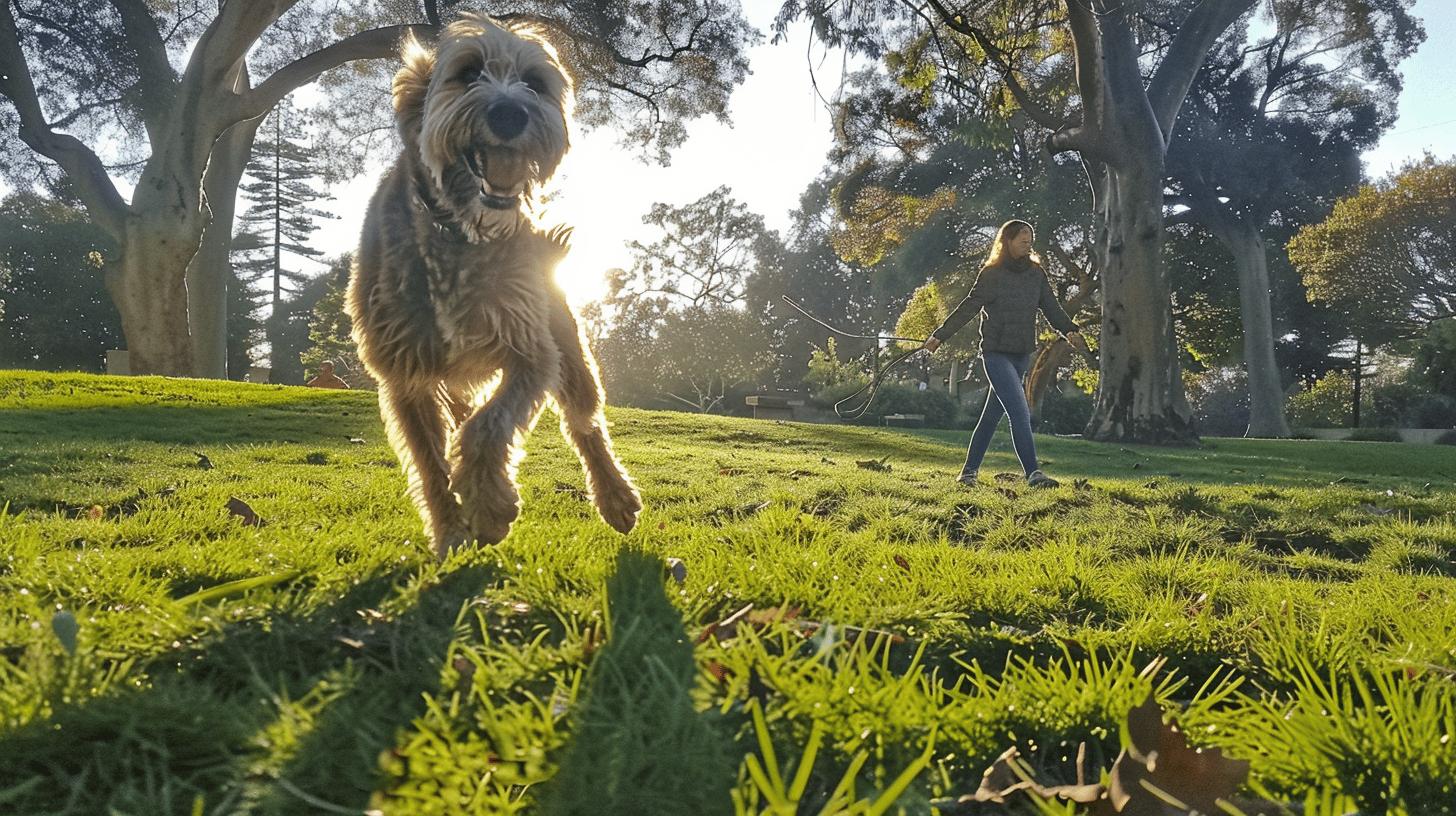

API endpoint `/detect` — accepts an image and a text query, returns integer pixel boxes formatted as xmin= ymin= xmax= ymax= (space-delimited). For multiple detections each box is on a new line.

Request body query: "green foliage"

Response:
xmin=893 ymin=281 xmax=947 ymax=351
xmin=804 ymin=337 xmax=868 ymax=393
xmin=4 ymin=372 xmax=1456 ymax=813
xmin=1436 ymin=430 xmax=1456 ymax=446
xmin=1035 ymin=387 xmax=1093 ymax=436
xmin=1288 ymin=372 xmax=1355 ymax=428
xmin=0 ymin=191 xmax=121 ymax=371
xmin=300 ymin=260 xmax=373 ymax=390
xmin=1289 ymin=156 xmax=1456 ymax=345
xmin=1413 ymin=318 xmax=1456 ymax=398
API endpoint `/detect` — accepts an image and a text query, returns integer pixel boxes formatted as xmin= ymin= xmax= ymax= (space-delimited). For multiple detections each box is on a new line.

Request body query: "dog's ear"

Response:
xmin=392 ymin=33 xmax=435 ymax=139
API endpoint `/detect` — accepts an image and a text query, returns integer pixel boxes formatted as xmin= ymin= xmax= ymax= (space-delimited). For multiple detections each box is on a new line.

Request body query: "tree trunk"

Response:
xmin=106 ymin=219 xmax=202 ymax=376
xmin=1026 ymin=338 xmax=1072 ymax=415
xmin=189 ymin=119 xmax=262 ymax=378
xmin=1085 ymin=162 xmax=1197 ymax=444
xmin=1220 ymin=220 xmax=1292 ymax=437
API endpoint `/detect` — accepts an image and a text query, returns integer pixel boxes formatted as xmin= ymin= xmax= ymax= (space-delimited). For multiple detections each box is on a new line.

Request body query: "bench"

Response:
xmin=745 ymin=394 xmax=805 ymax=420
xmin=883 ymin=413 xmax=925 ymax=428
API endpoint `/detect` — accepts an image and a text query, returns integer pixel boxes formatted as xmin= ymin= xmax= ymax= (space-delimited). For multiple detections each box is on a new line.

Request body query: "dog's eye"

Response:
xmin=521 ymin=72 xmax=549 ymax=95
xmin=460 ymin=65 xmax=482 ymax=84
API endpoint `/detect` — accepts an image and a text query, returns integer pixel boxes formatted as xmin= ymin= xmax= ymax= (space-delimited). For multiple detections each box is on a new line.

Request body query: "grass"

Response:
xmin=1 ymin=369 xmax=1454 ymax=815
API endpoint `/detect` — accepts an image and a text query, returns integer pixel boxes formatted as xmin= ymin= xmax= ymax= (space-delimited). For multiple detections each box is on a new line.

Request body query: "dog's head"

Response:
xmin=393 ymin=15 xmax=573 ymax=241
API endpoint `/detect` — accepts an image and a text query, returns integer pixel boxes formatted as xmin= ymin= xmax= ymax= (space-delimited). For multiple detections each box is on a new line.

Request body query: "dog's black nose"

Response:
xmin=486 ymin=102 xmax=529 ymax=140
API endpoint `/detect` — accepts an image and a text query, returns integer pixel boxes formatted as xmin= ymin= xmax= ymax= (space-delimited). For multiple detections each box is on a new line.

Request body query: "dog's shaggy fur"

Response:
xmin=347 ymin=15 xmax=641 ymax=557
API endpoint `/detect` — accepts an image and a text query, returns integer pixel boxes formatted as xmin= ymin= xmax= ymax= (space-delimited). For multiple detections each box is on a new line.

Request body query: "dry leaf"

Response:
xmin=893 ymin=554 xmax=912 ymax=573
xmin=666 ymin=557 xmax=687 ymax=585
xmin=194 ymin=451 xmax=214 ymax=470
xmin=855 ymin=457 xmax=891 ymax=472
xmin=226 ymin=497 xmax=264 ymax=527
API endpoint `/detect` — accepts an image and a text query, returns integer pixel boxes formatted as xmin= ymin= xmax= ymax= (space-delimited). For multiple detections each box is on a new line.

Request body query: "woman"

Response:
xmin=923 ymin=220 xmax=1088 ymax=488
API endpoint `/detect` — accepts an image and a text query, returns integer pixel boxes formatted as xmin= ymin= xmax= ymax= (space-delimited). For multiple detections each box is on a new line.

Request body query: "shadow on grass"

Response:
xmin=0 ymin=563 xmax=497 ymax=815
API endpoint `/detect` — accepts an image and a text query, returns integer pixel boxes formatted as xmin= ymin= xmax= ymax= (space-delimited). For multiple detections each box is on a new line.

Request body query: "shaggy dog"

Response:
xmin=347 ymin=15 xmax=641 ymax=558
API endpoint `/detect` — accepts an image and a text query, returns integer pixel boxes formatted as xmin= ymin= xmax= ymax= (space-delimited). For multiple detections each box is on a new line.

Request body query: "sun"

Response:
xmin=551 ymin=241 xmax=612 ymax=309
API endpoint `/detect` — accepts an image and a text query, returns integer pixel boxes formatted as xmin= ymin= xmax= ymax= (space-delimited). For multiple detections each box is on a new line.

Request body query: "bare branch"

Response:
xmin=242 ymin=25 xmax=438 ymax=121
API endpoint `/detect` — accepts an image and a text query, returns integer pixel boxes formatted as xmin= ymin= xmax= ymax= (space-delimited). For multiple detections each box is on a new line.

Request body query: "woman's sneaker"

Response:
xmin=956 ymin=471 xmax=979 ymax=486
xmin=1027 ymin=470 xmax=1059 ymax=488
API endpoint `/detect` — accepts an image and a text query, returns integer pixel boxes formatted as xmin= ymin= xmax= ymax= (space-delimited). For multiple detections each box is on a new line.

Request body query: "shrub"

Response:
xmin=1405 ymin=394 xmax=1456 ymax=428
xmin=1036 ymin=387 xmax=1093 ymax=435
xmin=1435 ymin=430 xmax=1456 ymax=446
xmin=1288 ymin=372 xmax=1353 ymax=428
xmin=1185 ymin=368 xmax=1250 ymax=437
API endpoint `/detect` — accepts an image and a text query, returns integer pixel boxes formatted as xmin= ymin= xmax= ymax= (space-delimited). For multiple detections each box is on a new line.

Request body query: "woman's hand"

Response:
xmin=923 ymin=337 xmax=942 ymax=353
xmin=1067 ymin=331 xmax=1089 ymax=353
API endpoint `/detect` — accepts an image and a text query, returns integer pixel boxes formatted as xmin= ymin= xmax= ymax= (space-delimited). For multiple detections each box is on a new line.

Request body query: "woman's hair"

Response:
xmin=982 ymin=219 xmax=1042 ymax=270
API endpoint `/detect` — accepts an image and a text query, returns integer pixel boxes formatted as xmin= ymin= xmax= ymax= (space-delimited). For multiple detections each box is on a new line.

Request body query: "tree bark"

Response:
xmin=189 ymin=118 xmax=262 ymax=378
xmin=1085 ymin=158 xmax=1197 ymax=444
xmin=1218 ymin=219 xmax=1292 ymax=437
xmin=1026 ymin=339 xmax=1072 ymax=415
xmin=106 ymin=217 xmax=203 ymax=375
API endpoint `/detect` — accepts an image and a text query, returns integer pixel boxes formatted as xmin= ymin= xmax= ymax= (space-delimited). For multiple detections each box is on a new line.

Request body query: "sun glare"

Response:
xmin=552 ymin=244 xmax=611 ymax=308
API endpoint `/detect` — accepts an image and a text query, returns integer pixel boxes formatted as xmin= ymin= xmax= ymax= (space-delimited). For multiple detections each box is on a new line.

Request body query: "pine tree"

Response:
xmin=232 ymin=97 xmax=337 ymax=381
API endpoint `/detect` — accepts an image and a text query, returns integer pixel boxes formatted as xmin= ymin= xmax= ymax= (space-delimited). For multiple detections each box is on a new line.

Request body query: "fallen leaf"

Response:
xmin=226 ymin=497 xmax=265 ymax=527
xmin=666 ymin=557 xmax=687 ymax=585
xmin=698 ymin=602 xmax=755 ymax=643
xmin=348 ymin=437 xmax=366 ymax=444
xmin=194 ymin=451 xmax=214 ymax=470
xmin=855 ymin=457 xmax=892 ymax=472
xmin=893 ymin=554 xmax=912 ymax=573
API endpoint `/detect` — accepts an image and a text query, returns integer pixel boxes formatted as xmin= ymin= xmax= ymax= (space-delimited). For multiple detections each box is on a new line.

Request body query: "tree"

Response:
xmin=784 ymin=0 xmax=1294 ymax=443
xmin=744 ymin=175 xmax=880 ymax=389
xmin=620 ymin=185 xmax=775 ymax=309
xmin=300 ymin=256 xmax=374 ymax=388
xmin=0 ymin=189 xmax=121 ymax=371
xmin=1164 ymin=0 xmax=1422 ymax=437
xmin=1412 ymin=319 xmax=1456 ymax=400
xmin=235 ymin=98 xmax=335 ymax=312
xmin=0 ymin=0 xmax=756 ymax=376
xmin=233 ymin=96 xmax=336 ymax=377
xmin=1289 ymin=155 xmax=1456 ymax=348
xmin=594 ymin=188 xmax=779 ymax=411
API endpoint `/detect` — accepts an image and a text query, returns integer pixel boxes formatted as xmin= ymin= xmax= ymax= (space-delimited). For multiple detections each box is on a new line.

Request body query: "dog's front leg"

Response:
xmin=449 ymin=359 xmax=551 ymax=546
xmin=379 ymin=382 xmax=469 ymax=556
xmin=548 ymin=299 xmax=642 ymax=535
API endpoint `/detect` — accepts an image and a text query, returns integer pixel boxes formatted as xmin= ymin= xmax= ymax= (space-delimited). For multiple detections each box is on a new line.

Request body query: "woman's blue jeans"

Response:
xmin=962 ymin=352 xmax=1039 ymax=477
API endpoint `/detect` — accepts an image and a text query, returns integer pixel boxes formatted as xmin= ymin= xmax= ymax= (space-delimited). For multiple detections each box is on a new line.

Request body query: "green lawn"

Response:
xmin=1 ymin=370 xmax=1454 ymax=815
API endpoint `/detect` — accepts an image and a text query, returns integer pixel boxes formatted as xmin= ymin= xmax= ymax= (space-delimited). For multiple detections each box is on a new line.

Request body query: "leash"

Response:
xmin=781 ymin=296 xmax=929 ymax=421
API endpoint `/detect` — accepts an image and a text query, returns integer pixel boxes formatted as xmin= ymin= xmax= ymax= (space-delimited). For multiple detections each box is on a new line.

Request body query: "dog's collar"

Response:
xmin=411 ymin=178 xmax=469 ymax=243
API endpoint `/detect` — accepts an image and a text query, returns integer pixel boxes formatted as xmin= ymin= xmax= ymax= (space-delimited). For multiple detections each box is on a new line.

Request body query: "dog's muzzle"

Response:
xmin=463 ymin=149 xmax=525 ymax=210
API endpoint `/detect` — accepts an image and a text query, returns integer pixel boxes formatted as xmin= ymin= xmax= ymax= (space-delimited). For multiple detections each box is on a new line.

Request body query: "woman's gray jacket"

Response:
xmin=930 ymin=259 xmax=1078 ymax=355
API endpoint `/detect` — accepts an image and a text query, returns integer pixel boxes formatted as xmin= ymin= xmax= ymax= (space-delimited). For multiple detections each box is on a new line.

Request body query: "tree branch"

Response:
xmin=1146 ymin=0 xmax=1258 ymax=142
xmin=108 ymin=0 xmax=178 ymax=133
xmin=241 ymin=25 xmax=438 ymax=121
xmin=0 ymin=1 xmax=128 ymax=237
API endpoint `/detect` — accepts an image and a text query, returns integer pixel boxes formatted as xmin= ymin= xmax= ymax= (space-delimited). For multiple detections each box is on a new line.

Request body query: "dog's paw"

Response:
xmin=464 ymin=500 xmax=520 ymax=545
xmin=594 ymin=479 xmax=642 ymax=535
xmin=431 ymin=523 xmax=472 ymax=561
